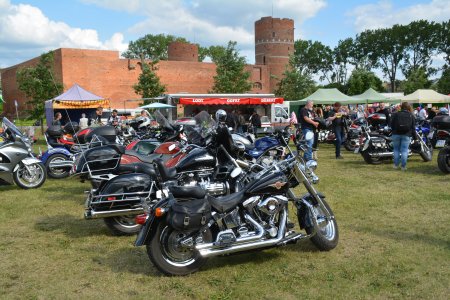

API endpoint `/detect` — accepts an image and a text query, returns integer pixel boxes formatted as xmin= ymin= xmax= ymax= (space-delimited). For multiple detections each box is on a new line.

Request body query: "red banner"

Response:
xmin=179 ymin=97 xmax=283 ymax=105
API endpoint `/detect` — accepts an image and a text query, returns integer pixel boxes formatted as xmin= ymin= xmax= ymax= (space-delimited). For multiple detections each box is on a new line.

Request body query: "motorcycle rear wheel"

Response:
xmin=437 ymin=147 xmax=450 ymax=174
xmin=104 ymin=216 xmax=141 ymax=236
xmin=13 ymin=162 xmax=46 ymax=189
xmin=147 ymin=220 xmax=212 ymax=276
xmin=304 ymin=199 xmax=339 ymax=251
xmin=45 ymin=154 xmax=71 ymax=179
xmin=344 ymin=140 xmax=356 ymax=152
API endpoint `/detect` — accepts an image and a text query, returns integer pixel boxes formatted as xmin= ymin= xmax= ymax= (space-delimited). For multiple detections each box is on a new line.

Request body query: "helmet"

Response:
xmin=136 ymin=116 xmax=150 ymax=128
xmin=439 ymin=107 xmax=449 ymax=115
xmin=215 ymin=109 xmax=227 ymax=123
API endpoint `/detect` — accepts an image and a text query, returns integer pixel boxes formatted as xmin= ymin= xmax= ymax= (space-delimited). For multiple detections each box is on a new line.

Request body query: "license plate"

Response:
xmin=354 ymin=147 xmax=360 ymax=154
xmin=436 ymin=140 xmax=446 ymax=148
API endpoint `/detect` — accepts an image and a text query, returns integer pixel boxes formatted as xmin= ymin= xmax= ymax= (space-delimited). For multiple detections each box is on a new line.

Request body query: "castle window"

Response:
xmin=272 ymin=32 xmax=275 ymax=37
xmin=263 ymin=56 xmax=266 ymax=65
xmin=253 ymin=82 xmax=262 ymax=90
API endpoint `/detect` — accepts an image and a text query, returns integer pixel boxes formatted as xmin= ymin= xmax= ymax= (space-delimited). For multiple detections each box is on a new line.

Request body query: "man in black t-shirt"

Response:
xmin=300 ymin=100 xmax=319 ymax=161
xmin=377 ymin=103 xmax=391 ymax=125
xmin=327 ymin=102 xmax=347 ymax=159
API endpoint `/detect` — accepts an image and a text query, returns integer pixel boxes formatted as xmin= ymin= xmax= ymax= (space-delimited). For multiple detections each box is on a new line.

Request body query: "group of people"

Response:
xmin=298 ymin=100 xmax=448 ymax=171
xmin=52 ymin=107 xmax=152 ymax=129
xmin=220 ymin=110 xmax=262 ymax=136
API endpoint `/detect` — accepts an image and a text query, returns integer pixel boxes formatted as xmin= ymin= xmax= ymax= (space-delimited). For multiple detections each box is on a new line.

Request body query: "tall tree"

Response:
xmin=369 ymin=25 xmax=408 ymax=92
xmin=122 ymin=34 xmax=188 ymax=60
xmin=437 ymin=67 xmax=450 ymax=95
xmin=401 ymin=67 xmax=431 ymax=94
xmin=210 ymin=41 xmax=251 ymax=93
xmin=348 ymin=36 xmax=376 ymax=70
xmin=133 ymin=61 xmax=166 ymax=104
xmin=16 ymin=51 xmax=63 ymax=121
xmin=347 ymin=68 xmax=384 ymax=95
xmin=437 ymin=21 xmax=450 ymax=68
xmin=291 ymin=40 xmax=332 ymax=78
xmin=275 ymin=69 xmax=316 ymax=100
xmin=401 ymin=20 xmax=440 ymax=77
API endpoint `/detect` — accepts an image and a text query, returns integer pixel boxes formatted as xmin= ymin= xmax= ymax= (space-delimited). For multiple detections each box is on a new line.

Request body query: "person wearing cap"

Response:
xmin=327 ymin=102 xmax=347 ymax=159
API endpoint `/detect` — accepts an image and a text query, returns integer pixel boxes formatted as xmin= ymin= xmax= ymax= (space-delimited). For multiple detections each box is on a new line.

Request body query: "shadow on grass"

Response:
xmin=34 ymin=214 xmax=111 ymax=238
xmin=354 ymin=226 xmax=450 ymax=249
xmin=407 ymin=164 xmax=448 ymax=176
xmin=0 ymin=185 xmax=22 ymax=191
xmin=99 ymin=247 xmax=159 ymax=276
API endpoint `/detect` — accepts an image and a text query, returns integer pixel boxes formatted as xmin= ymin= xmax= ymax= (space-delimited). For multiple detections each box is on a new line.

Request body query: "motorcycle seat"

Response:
xmin=125 ymin=150 xmax=154 ymax=164
xmin=154 ymin=158 xmax=177 ymax=181
xmin=208 ymin=190 xmax=246 ymax=213
xmin=169 ymin=186 xmax=206 ymax=199
xmin=117 ymin=163 xmax=156 ymax=177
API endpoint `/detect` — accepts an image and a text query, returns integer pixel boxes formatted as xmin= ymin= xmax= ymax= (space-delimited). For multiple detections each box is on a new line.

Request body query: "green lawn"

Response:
xmin=0 ymin=144 xmax=449 ymax=299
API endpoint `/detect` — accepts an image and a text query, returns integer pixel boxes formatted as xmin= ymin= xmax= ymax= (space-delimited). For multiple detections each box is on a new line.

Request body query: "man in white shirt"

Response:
xmin=79 ymin=113 xmax=88 ymax=129
xmin=418 ymin=107 xmax=428 ymax=121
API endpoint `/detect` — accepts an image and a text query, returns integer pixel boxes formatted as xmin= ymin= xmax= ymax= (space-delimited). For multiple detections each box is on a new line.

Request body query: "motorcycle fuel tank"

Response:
xmin=175 ymin=147 xmax=216 ymax=173
xmin=245 ymin=171 xmax=289 ymax=195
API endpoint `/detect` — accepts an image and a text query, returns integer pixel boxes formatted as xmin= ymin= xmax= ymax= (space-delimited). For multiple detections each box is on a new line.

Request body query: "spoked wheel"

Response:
xmin=13 ymin=162 xmax=46 ymax=189
xmin=344 ymin=140 xmax=356 ymax=152
xmin=147 ymin=221 xmax=212 ymax=276
xmin=104 ymin=216 xmax=141 ymax=236
xmin=304 ymin=199 xmax=339 ymax=251
xmin=419 ymin=141 xmax=433 ymax=162
xmin=437 ymin=147 xmax=450 ymax=174
xmin=45 ymin=154 xmax=71 ymax=179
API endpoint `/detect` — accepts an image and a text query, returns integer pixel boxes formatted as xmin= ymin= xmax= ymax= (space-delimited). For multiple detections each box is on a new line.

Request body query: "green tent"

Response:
xmin=289 ymin=88 xmax=356 ymax=105
xmin=400 ymin=89 xmax=450 ymax=104
xmin=349 ymin=88 xmax=401 ymax=104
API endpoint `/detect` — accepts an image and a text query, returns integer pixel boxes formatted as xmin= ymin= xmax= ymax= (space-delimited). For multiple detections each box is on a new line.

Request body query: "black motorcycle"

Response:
xmin=431 ymin=114 xmax=450 ymax=173
xmin=134 ymin=135 xmax=338 ymax=276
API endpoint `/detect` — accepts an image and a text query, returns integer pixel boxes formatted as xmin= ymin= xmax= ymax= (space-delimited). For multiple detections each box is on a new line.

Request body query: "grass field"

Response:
xmin=0 ymin=143 xmax=449 ymax=299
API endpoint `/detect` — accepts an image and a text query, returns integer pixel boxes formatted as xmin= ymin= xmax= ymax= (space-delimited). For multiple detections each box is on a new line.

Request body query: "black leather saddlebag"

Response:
xmin=168 ymin=198 xmax=211 ymax=232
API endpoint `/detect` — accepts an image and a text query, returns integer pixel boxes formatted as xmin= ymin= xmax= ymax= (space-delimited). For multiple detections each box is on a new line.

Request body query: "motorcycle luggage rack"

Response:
xmin=89 ymin=182 xmax=155 ymax=205
xmin=78 ymin=157 xmax=121 ymax=175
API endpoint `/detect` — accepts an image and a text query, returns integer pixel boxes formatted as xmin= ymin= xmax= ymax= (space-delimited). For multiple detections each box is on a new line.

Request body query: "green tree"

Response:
xmin=291 ymin=40 xmax=333 ymax=78
xmin=401 ymin=67 xmax=431 ymax=94
xmin=16 ymin=51 xmax=63 ymax=121
xmin=437 ymin=67 xmax=450 ymax=95
xmin=123 ymin=34 xmax=188 ymax=60
xmin=347 ymin=68 xmax=384 ymax=95
xmin=210 ymin=41 xmax=251 ymax=93
xmin=402 ymin=20 xmax=440 ymax=77
xmin=366 ymin=25 xmax=408 ymax=92
xmin=437 ymin=21 xmax=450 ymax=67
xmin=274 ymin=69 xmax=316 ymax=100
xmin=133 ymin=61 xmax=166 ymax=104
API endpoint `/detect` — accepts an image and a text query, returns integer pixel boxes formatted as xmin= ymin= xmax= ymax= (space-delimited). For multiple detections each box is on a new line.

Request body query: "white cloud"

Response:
xmin=349 ymin=0 xmax=450 ymax=32
xmin=0 ymin=0 xmax=127 ymax=67
xmin=81 ymin=0 xmax=327 ymax=63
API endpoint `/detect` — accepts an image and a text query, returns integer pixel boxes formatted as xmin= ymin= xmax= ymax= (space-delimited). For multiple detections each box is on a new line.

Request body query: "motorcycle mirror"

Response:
xmin=230 ymin=167 xmax=242 ymax=178
xmin=305 ymin=131 xmax=314 ymax=141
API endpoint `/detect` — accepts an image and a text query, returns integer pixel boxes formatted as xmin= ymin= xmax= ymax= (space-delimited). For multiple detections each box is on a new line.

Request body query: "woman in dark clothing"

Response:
xmin=391 ymin=102 xmax=415 ymax=171
xmin=52 ymin=112 xmax=62 ymax=126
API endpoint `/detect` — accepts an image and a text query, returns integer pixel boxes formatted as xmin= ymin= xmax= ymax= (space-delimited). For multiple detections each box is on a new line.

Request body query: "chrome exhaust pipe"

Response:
xmin=48 ymin=160 xmax=74 ymax=169
xmin=197 ymin=209 xmax=287 ymax=258
xmin=369 ymin=152 xmax=393 ymax=157
xmin=84 ymin=207 xmax=144 ymax=219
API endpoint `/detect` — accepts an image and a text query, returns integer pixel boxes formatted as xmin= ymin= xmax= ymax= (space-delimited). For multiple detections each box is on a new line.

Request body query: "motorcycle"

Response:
xmin=343 ymin=118 xmax=367 ymax=152
xmin=430 ymin=114 xmax=450 ymax=173
xmin=358 ymin=122 xmax=433 ymax=164
xmin=134 ymin=131 xmax=338 ymax=276
xmin=0 ymin=118 xmax=47 ymax=189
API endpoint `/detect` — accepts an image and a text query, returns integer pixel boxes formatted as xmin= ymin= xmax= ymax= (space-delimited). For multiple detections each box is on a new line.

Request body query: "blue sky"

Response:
xmin=1 ymin=0 xmax=449 ymax=74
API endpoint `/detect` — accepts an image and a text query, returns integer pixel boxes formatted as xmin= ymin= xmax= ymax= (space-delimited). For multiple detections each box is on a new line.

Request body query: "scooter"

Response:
xmin=0 ymin=118 xmax=47 ymax=189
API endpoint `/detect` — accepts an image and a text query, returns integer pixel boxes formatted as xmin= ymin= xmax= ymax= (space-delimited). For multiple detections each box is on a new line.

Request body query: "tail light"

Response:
xmin=77 ymin=128 xmax=92 ymax=137
xmin=120 ymin=154 xmax=142 ymax=164
xmin=126 ymin=140 xmax=139 ymax=150
xmin=437 ymin=130 xmax=450 ymax=138
xmin=135 ymin=214 xmax=148 ymax=225
xmin=107 ymin=196 xmax=116 ymax=201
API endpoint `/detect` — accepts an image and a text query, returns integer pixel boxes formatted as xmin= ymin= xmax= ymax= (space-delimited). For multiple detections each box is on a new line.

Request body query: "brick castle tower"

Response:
xmin=255 ymin=17 xmax=294 ymax=92
xmin=168 ymin=41 xmax=199 ymax=62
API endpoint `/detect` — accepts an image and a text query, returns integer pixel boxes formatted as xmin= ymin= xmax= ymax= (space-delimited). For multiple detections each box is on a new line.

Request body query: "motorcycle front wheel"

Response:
xmin=147 ymin=220 xmax=212 ymax=276
xmin=419 ymin=141 xmax=433 ymax=162
xmin=344 ymin=140 xmax=356 ymax=152
xmin=437 ymin=147 xmax=450 ymax=174
xmin=361 ymin=150 xmax=382 ymax=165
xmin=304 ymin=199 xmax=339 ymax=251
xmin=13 ymin=162 xmax=46 ymax=189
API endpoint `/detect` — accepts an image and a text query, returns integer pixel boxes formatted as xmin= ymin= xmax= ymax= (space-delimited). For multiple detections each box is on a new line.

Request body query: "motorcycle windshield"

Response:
xmin=2 ymin=117 xmax=23 ymax=138
xmin=155 ymin=111 xmax=174 ymax=131
xmin=193 ymin=111 xmax=216 ymax=138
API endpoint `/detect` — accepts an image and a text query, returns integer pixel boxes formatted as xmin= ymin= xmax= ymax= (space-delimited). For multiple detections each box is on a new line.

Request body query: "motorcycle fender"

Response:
xmin=135 ymin=198 xmax=170 ymax=247
xmin=297 ymin=193 xmax=325 ymax=229
xmin=13 ymin=157 xmax=41 ymax=172
xmin=362 ymin=139 xmax=370 ymax=152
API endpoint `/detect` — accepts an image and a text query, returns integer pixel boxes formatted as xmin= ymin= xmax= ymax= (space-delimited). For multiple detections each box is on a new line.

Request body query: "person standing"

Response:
xmin=237 ymin=110 xmax=246 ymax=133
xmin=327 ymin=102 xmax=347 ymax=159
xmin=300 ymin=100 xmax=319 ymax=161
xmin=79 ymin=113 xmax=88 ymax=129
xmin=249 ymin=110 xmax=261 ymax=137
xmin=391 ymin=102 xmax=415 ymax=171
xmin=52 ymin=112 xmax=62 ymax=126
xmin=377 ymin=103 xmax=391 ymax=125
xmin=418 ymin=106 xmax=428 ymax=122
xmin=89 ymin=107 xmax=103 ymax=126
xmin=107 ymin=109 xmax=121 ymax=127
